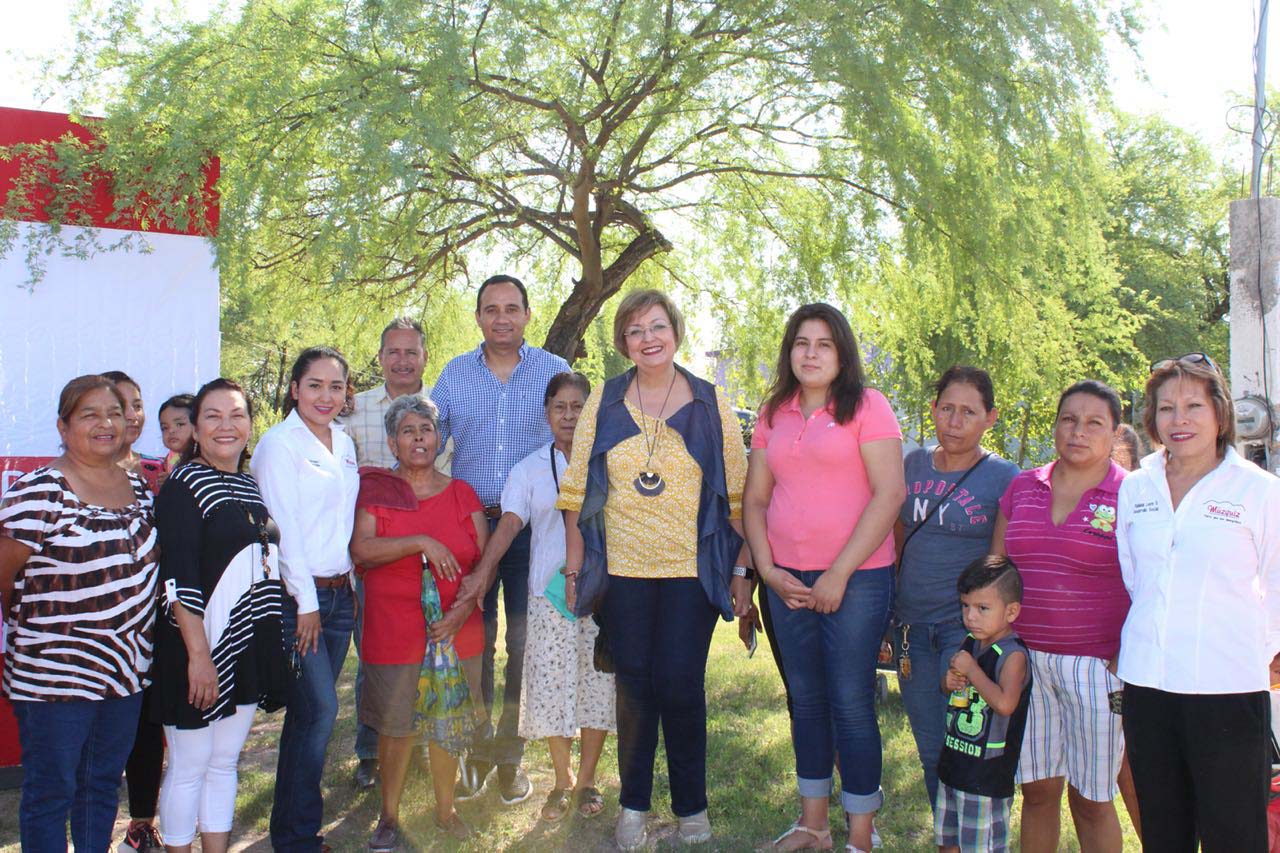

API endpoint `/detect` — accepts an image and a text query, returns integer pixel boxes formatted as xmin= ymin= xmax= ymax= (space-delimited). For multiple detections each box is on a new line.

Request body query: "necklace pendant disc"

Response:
xmin=634 ymin=470 xmax=665 ymax=496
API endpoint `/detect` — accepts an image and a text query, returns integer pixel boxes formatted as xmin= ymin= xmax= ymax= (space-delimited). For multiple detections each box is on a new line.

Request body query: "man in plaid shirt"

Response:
xmin=343 ymin=317 xmax=453 ymax=472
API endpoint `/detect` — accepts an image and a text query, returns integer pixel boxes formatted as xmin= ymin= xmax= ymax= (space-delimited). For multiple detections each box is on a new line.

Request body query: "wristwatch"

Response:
xmin=731 ymin=565 xmax=757 ymax=581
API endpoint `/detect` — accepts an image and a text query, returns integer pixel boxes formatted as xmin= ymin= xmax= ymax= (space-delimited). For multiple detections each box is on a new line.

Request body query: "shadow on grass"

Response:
xmin=0 ymin=618 xmax=1141 ymax=851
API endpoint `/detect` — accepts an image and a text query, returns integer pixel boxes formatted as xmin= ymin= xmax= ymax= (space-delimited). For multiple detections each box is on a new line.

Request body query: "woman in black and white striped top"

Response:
xmin=150 ymin=378 xmax=291 ymax=852
xmin=0 ymin=374 xmax=159 ymax=852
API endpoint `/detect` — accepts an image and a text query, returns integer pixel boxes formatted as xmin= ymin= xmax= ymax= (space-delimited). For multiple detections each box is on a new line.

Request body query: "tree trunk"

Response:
xmin=542 ymin=227 xmax=672 ymax=361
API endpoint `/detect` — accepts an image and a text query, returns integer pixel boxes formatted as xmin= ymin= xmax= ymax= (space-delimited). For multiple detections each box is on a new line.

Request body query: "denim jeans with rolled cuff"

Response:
xmin=765 ymin=564 xmax=894 ymax=815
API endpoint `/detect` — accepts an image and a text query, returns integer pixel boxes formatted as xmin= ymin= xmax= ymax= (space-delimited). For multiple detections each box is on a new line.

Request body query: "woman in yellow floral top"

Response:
xmin=560 ymin=289 xmax=752 ymax=851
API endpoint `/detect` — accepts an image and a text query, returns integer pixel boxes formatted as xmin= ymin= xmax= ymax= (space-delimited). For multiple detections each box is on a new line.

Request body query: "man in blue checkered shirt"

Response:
xmin=431 ymin=274 xmax=570 ymax=805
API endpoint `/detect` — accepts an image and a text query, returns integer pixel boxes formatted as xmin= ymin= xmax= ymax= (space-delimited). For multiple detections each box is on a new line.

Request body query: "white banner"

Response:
xmin=1 ymin=222 xmax=220 ymax=460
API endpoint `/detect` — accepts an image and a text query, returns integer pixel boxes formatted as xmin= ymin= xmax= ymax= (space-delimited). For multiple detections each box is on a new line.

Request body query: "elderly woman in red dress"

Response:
xmin=350 ymin=394 xmax=487 ymax=850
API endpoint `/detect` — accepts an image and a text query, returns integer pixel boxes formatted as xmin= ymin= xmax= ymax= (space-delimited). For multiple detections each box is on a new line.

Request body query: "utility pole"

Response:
xmin=1230 ymin=1 xmax=1279 ymax=472
xmin=1252 ymin=0 xmax=1270 ymax=198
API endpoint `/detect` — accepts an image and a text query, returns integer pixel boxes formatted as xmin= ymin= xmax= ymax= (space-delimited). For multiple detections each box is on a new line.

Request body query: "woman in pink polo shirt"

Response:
xmin=743 ymin=303 xmax=905 ymax=853
xmin=991 ymin=379 xmax=1129 ymax=853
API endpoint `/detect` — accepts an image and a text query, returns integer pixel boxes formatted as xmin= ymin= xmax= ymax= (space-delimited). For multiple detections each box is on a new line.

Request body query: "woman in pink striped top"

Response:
xmin=991 ymin=380 xmax=1129 ymax=853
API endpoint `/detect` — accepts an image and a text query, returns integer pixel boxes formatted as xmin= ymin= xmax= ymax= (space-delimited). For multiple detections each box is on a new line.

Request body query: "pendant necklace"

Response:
xmin=203 ymin=459 xmax=273 ymax=581
xmin=633 ymin=370 xmax=677 ymax=497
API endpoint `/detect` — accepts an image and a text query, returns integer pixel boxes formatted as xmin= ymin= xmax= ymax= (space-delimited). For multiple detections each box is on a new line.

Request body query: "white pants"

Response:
xmin=158 ymin=704 xmax=256 ymax=845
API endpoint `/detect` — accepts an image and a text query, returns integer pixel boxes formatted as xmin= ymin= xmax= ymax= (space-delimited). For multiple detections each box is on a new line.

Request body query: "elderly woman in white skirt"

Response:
xmin=462 ymin=371 xmax=615 ymax=821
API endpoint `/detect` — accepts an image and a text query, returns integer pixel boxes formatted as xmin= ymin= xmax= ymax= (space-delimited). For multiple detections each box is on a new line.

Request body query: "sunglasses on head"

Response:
xmin=1150 ymin=352 xmax=1219 ymax=374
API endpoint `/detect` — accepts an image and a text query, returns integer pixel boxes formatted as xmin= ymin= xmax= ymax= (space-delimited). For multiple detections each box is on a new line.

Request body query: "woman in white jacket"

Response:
xmin=250 ymin=345 xmax=360 ymax=853
xmin=1115 ymin=353 xmax=1280 ymax=853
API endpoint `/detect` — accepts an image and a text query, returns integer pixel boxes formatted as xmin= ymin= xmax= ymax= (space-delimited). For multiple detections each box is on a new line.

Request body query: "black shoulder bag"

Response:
xmin=900 ymin=451 xmax=990 ymax=552
xmin=892 ymin=451 xmax=989 ymax=681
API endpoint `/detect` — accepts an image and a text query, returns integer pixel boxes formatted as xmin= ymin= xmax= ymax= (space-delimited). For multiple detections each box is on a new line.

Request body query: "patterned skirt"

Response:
xmin=518 ymin=594 xmax=616 ymax=739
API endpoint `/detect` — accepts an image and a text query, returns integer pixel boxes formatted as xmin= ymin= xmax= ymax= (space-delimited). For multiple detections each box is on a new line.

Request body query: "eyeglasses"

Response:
xmin=1150 ymin=352 xmax=1219 ymax=374
xmin=623 ymin=322 xmax=672 ymax=342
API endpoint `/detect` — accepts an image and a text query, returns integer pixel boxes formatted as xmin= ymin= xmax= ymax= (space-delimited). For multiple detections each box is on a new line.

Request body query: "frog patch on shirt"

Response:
xmin=1087 ymin=503 xmax=1116 ymax=533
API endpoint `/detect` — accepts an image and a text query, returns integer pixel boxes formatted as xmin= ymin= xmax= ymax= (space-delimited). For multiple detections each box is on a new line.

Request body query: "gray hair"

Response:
xmin=384 ymin=393 xmax=439 ymax=438
xmin=380 ymin=316 xmax=426 ymax=350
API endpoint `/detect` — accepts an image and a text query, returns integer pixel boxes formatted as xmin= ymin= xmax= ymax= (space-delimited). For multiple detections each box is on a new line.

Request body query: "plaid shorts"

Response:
xmin=934 ymin=782 xmax=1012 ymax=852
xmin=1014 ymin=649 xmax=1123 ymax=801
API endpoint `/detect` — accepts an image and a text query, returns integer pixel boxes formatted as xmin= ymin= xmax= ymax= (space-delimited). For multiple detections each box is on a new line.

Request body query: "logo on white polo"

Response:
xmin=1202 ymin=499 xmax=1245 ymax=524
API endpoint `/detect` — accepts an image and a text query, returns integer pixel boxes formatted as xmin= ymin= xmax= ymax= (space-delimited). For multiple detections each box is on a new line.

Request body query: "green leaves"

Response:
xmin=3 ymin=0 xmax=1213 ymax=447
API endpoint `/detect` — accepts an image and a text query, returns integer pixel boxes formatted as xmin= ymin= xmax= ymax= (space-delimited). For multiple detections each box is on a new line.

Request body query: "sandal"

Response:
xmin=541 ymin=787 xmax=572 ymax=823
xmin=575 ymin=785 xmax=605 ymax=818
xmin=771 ymin=823 xmax=833 ymax=850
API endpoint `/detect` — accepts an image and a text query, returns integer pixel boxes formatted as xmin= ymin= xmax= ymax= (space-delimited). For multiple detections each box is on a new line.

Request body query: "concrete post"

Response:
xmin=1229 ymin=197 xmax=1280 ymax=472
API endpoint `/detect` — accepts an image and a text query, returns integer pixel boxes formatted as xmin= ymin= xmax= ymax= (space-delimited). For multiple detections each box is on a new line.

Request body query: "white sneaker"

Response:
xmin=615 ymin=807 xmax=649 ymax=850
xmin=678 ymin=809 xmax=712 ymax=845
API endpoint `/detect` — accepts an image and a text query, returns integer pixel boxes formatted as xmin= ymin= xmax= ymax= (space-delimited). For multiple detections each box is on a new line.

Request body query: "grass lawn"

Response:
xmin=0 ymin=619 xmax=1141 ymax=851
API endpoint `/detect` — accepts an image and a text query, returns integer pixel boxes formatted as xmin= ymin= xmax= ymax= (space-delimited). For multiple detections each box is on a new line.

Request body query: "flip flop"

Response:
xmin=575 ymin=785 xmax=605 ymax=818
xmin=771 ymin=823 xmax=833 ymax=850
xmin=541 ymin=787 xmax=572 ymax=823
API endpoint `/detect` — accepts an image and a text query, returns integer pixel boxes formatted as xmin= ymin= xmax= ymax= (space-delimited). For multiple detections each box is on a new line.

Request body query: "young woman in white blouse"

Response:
xmin=1116 ymin=353 xmax=1280 ymax=852
xmin=250 ymin=346 xmax=360 ymax=853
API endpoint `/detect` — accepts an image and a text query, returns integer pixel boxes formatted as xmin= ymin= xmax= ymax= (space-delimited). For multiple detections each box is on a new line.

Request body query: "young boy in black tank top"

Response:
xmin=936 ymin=556 xmax=1032 ymax=853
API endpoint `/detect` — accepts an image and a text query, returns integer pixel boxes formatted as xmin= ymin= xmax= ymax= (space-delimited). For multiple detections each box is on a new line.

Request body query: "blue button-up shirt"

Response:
xmin=431 ymin=341 xmax=571 ymax=505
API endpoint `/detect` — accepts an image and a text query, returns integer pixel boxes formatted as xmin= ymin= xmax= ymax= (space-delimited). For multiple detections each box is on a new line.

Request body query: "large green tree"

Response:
xmin=1101 ymin=112 xmax=1232 ymax=369
xmin=2 ymin=0 xmax=1127 ymax=367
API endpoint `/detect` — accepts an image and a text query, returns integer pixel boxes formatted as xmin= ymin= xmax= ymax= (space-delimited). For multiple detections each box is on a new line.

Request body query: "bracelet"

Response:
xmin=563 ymin=570 xmax=579 ymax=578
xmin=731 ymin=565 xmax=757 ymax=581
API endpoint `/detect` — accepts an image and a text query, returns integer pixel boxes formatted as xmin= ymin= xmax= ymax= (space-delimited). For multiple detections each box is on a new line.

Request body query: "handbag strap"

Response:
xmin=901 ymin=451 xmax=990 ymax=553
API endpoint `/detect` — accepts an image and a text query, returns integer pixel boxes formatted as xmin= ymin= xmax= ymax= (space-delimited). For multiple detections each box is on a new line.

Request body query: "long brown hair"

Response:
xmin=761 ymin=303 xmax=865 ymax=426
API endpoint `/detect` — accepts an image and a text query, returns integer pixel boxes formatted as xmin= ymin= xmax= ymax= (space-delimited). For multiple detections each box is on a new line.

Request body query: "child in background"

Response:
xmin=158 ymin=393 xmax=195 ymax=472
xmin=936 ymin=555 xmax=1032 ymax=853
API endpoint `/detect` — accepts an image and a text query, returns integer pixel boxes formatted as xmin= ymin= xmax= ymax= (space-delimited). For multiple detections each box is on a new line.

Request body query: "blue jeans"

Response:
xmin=351 ymin=574 xmax=378 ymax=762
xmin=470 ymin=522 xmax=531 ymax=767
xmin=271 ymin=585 xmax=354 ymax=852
xmin=767 ymin=565 xmax=894 ymax=815
xmin=602 ymin=575 xmax=719 ymax=817
xmin=892 ymin=617 xmax=968 ymax=809
xmin=13 ymin=692 xmax=143 ymax=853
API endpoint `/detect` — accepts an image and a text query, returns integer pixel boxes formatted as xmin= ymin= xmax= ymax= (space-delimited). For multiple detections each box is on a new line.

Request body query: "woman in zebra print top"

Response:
xmin=0 ymin=374 xmax=159 ymax=852
xmin=150 ymin=378 xmax=291 ymax=852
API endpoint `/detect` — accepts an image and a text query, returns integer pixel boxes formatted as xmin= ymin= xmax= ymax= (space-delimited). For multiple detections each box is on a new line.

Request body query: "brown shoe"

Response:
xmin=434 ymin=812 xmax=472 ymax=840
